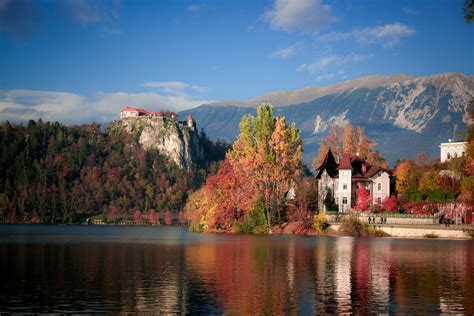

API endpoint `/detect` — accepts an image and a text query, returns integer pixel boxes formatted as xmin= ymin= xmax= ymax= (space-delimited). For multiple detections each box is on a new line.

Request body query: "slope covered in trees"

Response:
xmin=0 ymin=120 xmax=228 ymax=223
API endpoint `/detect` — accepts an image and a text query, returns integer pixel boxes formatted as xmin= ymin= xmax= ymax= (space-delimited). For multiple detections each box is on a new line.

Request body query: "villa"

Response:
xmin=316 ymin=149 xmax=391 ymax=213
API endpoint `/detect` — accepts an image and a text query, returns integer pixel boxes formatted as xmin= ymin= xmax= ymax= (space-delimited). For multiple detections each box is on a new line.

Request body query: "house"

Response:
xmin=439 ymin=139 xmax=467 ymax=163
xmin=120 ymin=107 xmax=148 ymax=119
xmin=316 ymin=149 xmax=391 ymax=213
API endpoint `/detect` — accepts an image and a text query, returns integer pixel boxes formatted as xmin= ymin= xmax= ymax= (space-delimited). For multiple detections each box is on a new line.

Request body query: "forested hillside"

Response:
xmin=0 ymin=120 xmax=228 ymax=224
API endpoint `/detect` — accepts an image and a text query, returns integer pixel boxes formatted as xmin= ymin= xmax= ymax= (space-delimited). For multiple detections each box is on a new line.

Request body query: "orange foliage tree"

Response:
xmin=313 ymin=123 xmax=387 ymax=169
xmin=185 ymin=104 xmax=303 ymax=232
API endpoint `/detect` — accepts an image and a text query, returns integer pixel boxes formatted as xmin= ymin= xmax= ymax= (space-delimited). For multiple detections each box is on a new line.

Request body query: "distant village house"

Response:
xmin=439 ymin=139 xmax=467 ymax=163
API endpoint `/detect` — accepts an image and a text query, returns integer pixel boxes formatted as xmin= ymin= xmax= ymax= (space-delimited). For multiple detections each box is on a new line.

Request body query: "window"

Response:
xmin=342 ymin=197 xmax=348 ymax=205
xmin=343 ymin=183 xmax=347 ymax=190
xmin=447 ymin=153 xmax=451 ymax=159
xmin=378 ymin=183 xmax=382 ymax=191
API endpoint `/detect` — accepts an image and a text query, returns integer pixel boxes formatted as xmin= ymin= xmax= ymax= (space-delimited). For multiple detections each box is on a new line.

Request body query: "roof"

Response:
xmin=187 ymin=115 xmax=193 ymax=120
xmin=121 ymin=107 xmax=148 ymax=114
xmin=338 ymin=153 xmax=352 ymax=170
xmin=315 ymin=148 xmax=339 ymax=179
xmin=316 ymin=149 xmax=390 ymax=180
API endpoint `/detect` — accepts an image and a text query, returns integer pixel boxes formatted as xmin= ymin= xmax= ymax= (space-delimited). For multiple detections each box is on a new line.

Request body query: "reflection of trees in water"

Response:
xmin=1 ymin=235 xmax=473 ymax=314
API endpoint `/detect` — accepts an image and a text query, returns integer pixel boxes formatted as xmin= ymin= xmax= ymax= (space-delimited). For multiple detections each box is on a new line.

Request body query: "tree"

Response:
xmin=354 ymin=185 xmax=371 ymax=213
xmin=393 ymin=160 xmax=413 ymax=195
xmin=313 ymin=123 xmax=387 ymax=169
xmin=228 ymin=104 xmax=303 ymax=228
xmin=323 ymin=188 xmax=338 ymax=212
xmin=382 ymin=195 xmax=397 ymax=213
xmin=133 ymin=210 xmax=142 ymax=222
xmin=148 ymin=209 xmax=158 ymax=224
xmin=465 ymin=0 xmax=474 ymax=23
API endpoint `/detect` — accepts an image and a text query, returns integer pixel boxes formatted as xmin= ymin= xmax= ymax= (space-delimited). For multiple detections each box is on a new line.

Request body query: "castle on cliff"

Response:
xmin=120 ymin=107 xmax=195 ymax=130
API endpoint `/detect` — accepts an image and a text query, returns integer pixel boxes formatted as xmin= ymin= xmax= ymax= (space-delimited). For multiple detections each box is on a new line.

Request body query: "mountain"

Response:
xmin=180 ymin=73 xmax=474 ymax=167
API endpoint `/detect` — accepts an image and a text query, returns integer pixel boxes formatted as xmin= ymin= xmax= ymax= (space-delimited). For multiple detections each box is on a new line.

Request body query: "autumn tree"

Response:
xmin=228 ymin=104 xmax=303 ymax=228
xmin=354 ymin=185 xmax=371 ymax=213
xmin=313 ymin=123 xmax=387 ymax=169
xmin=382 ymin=195 xmax=397 ymax=213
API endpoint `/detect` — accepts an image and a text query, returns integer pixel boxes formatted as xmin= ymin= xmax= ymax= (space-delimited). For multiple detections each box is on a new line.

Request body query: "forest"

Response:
xmin=0 ymin=119 xmax=228 ymax=224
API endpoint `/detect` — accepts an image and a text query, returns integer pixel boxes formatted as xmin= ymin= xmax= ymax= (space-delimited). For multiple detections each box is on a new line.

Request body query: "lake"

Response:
xmin=0 ymin=225 xmax=473 ymax=314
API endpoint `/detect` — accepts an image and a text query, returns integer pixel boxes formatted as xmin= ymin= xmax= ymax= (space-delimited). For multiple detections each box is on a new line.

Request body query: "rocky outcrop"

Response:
xmin=116 ymin=116 xmax=204 ymax=169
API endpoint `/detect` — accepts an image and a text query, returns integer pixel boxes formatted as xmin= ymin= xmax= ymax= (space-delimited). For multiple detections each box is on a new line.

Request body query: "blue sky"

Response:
xmin=0 ymin=0 xmax=473 ymax=123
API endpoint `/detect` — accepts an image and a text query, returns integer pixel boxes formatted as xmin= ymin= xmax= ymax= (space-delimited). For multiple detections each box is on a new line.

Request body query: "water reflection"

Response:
xmin=0 ymin=226 xmax=473 ymax=314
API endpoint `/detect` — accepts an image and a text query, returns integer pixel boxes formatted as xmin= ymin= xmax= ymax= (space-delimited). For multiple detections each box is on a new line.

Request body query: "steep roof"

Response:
xmin=316 ymin=148 xmax=339 ymax=179
xmin=338 ymin=153 xmax=352 ymax=170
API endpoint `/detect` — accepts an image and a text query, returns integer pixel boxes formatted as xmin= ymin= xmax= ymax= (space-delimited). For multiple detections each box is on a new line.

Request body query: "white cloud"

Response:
xmin=318 ymin=23 xmax=416 ymax=48
xmin=315 ymin=73 xmax=335 ymax=82
xmin=0 ymin=89 xmax=213 ymax=124
xmin=403 ymin=7 xmax=418 ymax=15
xmin=262 ymin=0 xmax=333 ymax=33
xmin=142 ymin=81 xmax=208 ymax=94
xmin=297 ymin=53 xmax=374 ymax=73
xmin=271 ymin=42 xmax=303 ymax=59
xmin=187 ymin=4 xmax=215 ymax=13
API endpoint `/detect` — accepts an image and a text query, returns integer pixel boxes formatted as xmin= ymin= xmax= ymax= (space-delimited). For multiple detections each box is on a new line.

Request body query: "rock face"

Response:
xmin=180 ymin=72 xmax=474 ymax=166
xmin=117 ymin=116 xmax=203 ymax=169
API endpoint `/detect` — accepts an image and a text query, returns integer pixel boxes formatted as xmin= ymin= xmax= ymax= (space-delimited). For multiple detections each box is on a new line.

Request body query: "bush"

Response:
xmin=339 ymin=212 xmax=389 ymax=237
xmin=423 ymin=232 xmax=439 ymax=239
xmin=313 ymin=213 xmax=330 ymax=234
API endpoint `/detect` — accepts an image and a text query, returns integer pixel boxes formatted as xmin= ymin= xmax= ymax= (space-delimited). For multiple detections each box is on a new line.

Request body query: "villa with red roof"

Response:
xmin=316 ymin=149 xmax=391 ymax=212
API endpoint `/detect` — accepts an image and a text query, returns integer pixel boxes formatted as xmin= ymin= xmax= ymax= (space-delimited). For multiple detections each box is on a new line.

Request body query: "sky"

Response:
xmin=0 ymin=0 xmax=473 ymax=124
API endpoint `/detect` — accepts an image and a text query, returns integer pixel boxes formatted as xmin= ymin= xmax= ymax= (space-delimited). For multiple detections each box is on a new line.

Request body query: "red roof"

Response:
xmin=121 ymin=107 xmax=148 ymax=114
xmin=187 ymin=115 xmax=193 ymax=120
xmin=338 ymin=153 xmax=353 ymax=170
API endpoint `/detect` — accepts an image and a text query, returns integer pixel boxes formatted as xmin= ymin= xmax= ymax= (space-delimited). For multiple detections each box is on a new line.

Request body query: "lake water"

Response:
xmin=0 ymin=225 xmax=473 ymax=314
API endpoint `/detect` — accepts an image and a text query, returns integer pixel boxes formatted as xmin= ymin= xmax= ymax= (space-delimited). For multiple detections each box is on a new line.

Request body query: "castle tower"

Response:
xmin=187 ymin=115 xmax=194 ymax=130
xmin=337 ymin=153 xmax=352 ymax=213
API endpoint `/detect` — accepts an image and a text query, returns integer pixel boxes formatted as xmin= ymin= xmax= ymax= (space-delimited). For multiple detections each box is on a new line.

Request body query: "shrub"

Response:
xmin=339 ymin=212 xmax=389 ymax=237
xmin=313 ymin=213 xmax=330 ymax=234
xmin=423 ymin=232 xmax=439 ymax=239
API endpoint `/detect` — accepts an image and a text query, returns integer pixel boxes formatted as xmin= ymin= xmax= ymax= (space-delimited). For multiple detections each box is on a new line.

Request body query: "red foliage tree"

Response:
xmin=133 ymin=210 xmax=142 ymax=222
xmin=354 ymin=185 xmax=371 ymax=213
xmin=382 ymin=195 xmax=397 ymax=213
xmin=177 ymin=211 xmax=186 ymax=226
xmin=148 ymin=209 xmax=158 ymax=224
xmin=164 ymin=210 xmax=173 ymax=225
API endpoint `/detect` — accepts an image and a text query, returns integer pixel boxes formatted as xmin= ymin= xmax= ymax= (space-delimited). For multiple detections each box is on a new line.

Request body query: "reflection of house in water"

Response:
xmin=335 ymin=238 xmax=353 ymax=313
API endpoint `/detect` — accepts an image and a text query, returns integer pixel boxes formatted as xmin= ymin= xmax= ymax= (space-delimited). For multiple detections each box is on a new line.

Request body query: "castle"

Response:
xmin=120 ymin=107 xmax=195 ymax=130
xmin=316 ymin=149 xmax=391 ymax=213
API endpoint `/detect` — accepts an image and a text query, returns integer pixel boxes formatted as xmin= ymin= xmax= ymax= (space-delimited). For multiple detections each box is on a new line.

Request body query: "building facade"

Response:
xmin=316 ymin=149 xmax=391 ymax=213
xmin=439 ymin=140 xmax=467 ymax=163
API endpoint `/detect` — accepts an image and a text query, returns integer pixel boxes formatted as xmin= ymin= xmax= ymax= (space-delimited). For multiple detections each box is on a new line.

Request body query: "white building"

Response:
xmin=120 ymin=107 xmax=148 ymax=119
xmin=439 ymin=140 xmax=467 ymax=163
xmin=316 ymin=149 xmax=391 ymax=212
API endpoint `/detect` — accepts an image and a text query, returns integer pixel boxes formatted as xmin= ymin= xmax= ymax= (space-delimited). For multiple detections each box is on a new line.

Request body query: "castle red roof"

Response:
xmin=187 ymin=115 xmax=193 ymax=120
xmin=121 ymin=107 xmax=148 ymax=114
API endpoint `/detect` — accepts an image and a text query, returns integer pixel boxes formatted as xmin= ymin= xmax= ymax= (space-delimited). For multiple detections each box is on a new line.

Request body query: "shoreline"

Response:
xmin=1 ymin=222 xmax=473 ymax=240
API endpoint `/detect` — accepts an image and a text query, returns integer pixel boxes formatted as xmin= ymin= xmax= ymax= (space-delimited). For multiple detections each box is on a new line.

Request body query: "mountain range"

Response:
xmin=179 ymin=73 xmax=474 ymax=168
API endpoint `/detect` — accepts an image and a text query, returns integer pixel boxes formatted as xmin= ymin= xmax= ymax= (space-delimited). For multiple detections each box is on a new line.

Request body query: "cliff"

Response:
xmin=115 ymin=116 xmax=204 ymax=169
